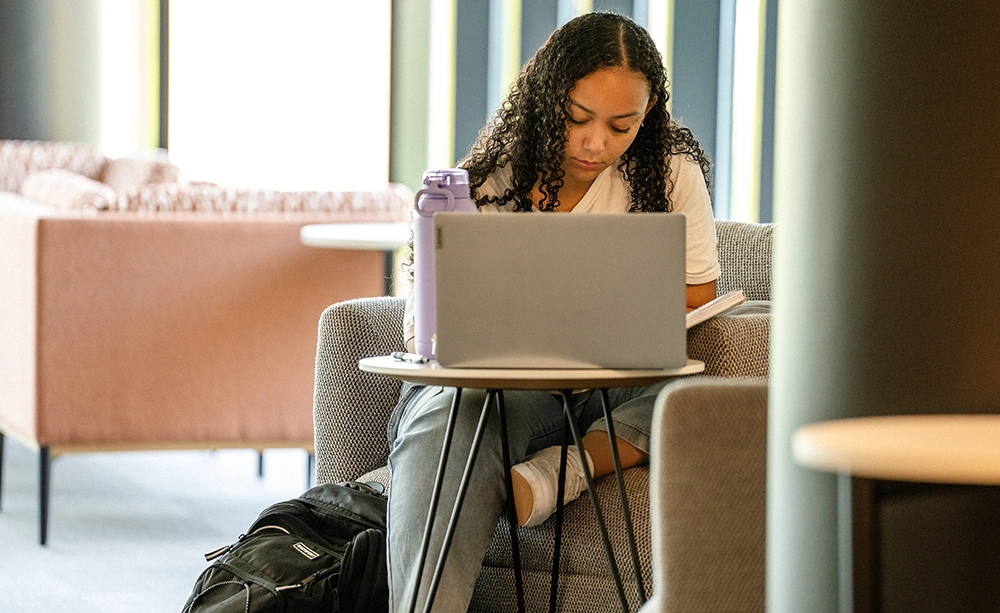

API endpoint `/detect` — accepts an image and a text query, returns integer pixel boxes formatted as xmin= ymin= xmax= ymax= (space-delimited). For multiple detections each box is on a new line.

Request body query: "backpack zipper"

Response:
xmin=275 ymin=572 xmax=319 ymax=592
xmin=203 ymin=525 xmax=291 ymax=561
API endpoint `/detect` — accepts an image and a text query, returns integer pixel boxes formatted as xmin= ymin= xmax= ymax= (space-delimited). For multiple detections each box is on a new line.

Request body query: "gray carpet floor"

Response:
xmin=0 ymin=436 xmax=312 ymax=612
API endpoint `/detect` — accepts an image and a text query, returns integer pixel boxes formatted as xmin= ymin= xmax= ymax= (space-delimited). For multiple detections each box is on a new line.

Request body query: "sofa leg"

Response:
xmin=257 ymin=451 xmax=265 ymax=478
xmin=306 ymin=453 xmax=315 ymax=488
xmin=39 ymin=446 xmax=51 ymax=546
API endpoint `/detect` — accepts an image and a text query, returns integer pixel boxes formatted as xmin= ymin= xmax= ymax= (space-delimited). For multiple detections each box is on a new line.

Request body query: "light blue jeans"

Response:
xmin=385 ymin=380 xmax=668 ymax=613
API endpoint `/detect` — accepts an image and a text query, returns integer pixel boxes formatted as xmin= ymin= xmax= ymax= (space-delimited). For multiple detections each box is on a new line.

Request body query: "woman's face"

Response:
xmin=561 ymin=67 xmax=655 ymax=187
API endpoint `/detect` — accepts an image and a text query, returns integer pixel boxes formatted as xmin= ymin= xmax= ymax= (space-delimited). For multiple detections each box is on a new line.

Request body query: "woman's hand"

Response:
xmin=686 ymin=279 xmax=717 ymax=312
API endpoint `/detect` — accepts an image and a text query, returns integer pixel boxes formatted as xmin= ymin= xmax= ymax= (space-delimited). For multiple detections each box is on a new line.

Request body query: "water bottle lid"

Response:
xmin=422 ymin=168 xmax=469 ymax=188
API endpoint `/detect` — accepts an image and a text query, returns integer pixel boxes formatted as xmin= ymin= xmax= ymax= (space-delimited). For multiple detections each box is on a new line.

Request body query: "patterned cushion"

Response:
xmin=0 ymin=139 xmax=106 ymax=194
xmin=100 ymin=152 xmax=181 ymax=193
xmin=114 ymin=182 xmax=413 ymax=217
xmin=20 ymin=169 xmax=118 ymax=211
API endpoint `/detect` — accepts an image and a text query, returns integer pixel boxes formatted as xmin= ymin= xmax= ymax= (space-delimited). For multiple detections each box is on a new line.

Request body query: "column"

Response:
xmin=0 ymin=0 xmax=102 ymax=141
xmin=768 ymin=2 xmax=1000 ymax=611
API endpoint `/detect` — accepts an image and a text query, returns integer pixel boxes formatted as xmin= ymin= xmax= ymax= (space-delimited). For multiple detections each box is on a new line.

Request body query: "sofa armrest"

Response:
xmin=313 ymin=296 xmax=406 ymax=484
xmin=0 ymin=194 xmax=48 ymax=440
xmin=643 ymin=376 xmax=767 ymax=613
xmin=687 ymin=301 xmax=770 ymax=378
xmin=1 ymin=199 xmax=388 ymax=449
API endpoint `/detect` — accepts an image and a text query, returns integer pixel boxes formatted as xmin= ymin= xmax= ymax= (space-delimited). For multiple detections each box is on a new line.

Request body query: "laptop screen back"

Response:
xmin=433 ymin=212 xmax=687 ymax=369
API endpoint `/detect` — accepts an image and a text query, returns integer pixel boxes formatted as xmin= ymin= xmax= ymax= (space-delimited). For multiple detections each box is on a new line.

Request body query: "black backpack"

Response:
xmin=182 ymin=481 xmax=388 ymax=613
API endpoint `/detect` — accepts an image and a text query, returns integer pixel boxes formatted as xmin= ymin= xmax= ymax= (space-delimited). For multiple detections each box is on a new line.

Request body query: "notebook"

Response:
xmin=433 ymin=212 xmax=687 ymax=369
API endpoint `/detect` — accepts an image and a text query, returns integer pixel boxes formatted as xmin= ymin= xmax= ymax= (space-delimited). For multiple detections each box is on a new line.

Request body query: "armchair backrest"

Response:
xmin=714 ymin=220 xmax=773 ymax=301
xmin=313 ymin=297 xmax=406 ymax=484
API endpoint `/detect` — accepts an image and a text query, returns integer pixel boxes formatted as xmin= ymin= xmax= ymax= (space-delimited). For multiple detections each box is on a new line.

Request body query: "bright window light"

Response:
xmin=647 ymin=0 xmax=671 ymax=93
xmin=100 ymin=0 xmax=158 ymax=158
xmin=729 ymin=0 xmax=764 ymax=222
xmin=168 ymin=1 xmax=391 ymax=191
xmin=426 ymin=0 xmax=456 ymax=169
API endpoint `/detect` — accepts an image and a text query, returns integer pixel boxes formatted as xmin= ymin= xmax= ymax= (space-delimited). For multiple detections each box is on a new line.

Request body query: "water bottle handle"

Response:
xmin=414 ymin=184 xmax=455 ymax=217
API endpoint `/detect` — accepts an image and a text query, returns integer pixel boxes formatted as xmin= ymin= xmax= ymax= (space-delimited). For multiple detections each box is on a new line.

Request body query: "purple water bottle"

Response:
xmin=413 ymin=169 xmax=478 ymax=359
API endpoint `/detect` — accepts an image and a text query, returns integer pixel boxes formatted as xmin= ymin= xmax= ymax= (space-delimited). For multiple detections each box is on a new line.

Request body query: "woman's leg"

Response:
xmin=509 ymin=381 xmax=668 ymax=525
xmin=580 ymin=430 xmax=647 ymax=478
xmin=586 ymin=380 xmax=670 ymax=454
xmin=579 ymin=381 xmax=670 ymax=475
xmin=386 ymin=385 xmax=567 ymax=613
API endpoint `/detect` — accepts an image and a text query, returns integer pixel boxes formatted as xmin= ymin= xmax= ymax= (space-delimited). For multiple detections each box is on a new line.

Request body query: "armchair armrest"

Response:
xmin=687 ymin=301 xmax=771 ymax=378
xmin=313 ymin=296 xmax=407 ymax=484
xmin=643 ymin=376 xmax=767 ymax=613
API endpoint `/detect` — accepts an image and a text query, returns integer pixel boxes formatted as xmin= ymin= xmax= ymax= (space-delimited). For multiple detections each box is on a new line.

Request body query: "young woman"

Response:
xmin=390 ymin=12 xmax=719 ymax=612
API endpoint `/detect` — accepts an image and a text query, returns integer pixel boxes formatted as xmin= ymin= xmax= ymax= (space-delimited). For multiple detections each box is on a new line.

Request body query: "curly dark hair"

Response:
xmin=460 ymin=11 xmax=711 ymax=212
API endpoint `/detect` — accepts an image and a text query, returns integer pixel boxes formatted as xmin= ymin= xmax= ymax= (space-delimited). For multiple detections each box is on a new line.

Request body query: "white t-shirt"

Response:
xmin=403 ymin=154 xmax=721 ymax=348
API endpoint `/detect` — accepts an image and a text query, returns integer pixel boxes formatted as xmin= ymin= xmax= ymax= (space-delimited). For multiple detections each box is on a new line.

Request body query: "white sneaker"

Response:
xmin=510 ymin=445 xmax=594 ymax=528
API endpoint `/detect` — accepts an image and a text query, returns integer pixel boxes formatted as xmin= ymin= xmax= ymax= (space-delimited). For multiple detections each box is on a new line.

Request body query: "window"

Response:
xmin=100 ymin=0 xmax=159 ymax=157
xmin=167 ymin=1 xmax=391 ymax=191
xmin=728 ymin=0 xmax=766 ymax=222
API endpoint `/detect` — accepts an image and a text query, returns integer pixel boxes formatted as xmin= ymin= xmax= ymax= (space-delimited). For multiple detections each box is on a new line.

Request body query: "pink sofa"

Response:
xmin=0 ymin=140 xmax=412 ymax=543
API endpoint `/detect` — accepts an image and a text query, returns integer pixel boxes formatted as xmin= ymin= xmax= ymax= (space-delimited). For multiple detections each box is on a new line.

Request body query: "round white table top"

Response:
xmin=300 ymin=222 xmax=410 ymax=251
xmin=793 ymin=414 xmax=1000 ymax=485
xmin=358 ymin=355 xmax=705 ymax=390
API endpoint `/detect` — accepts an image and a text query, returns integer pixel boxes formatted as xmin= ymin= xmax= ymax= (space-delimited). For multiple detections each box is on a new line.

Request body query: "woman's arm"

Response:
xmin=667 ymin=157 xmax=720 ymax=312
xmin=686 ymin=279 xmax=717 ymax=312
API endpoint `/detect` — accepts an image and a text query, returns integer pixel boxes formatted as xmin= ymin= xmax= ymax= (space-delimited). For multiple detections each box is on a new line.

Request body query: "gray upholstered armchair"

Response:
xmin=312 ymin=220 xmax=772 ymax=612
xmin=640 ymin=377 xmax=767 ymax=613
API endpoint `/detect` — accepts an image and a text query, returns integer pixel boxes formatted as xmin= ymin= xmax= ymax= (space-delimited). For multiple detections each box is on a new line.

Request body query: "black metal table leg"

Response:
xmin=408 ymin=388 xmax=465 ymax=613
xmin=421 ymin=390 xmax=496 ymax=613
xmin=600 ymin=388 xmax=647 ymax=604
xmin=549 ymin=401 xmax=572 ymax=613
xmin=561 ymin=390 xmax=630 ymax=612
xmin=496 ymin=391 xmax=527 ymax=613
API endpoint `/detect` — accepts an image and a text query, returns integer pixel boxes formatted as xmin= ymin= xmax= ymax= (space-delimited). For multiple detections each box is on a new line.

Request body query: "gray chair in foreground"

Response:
xmin=312 ymin=220 xmax=773 ymax=612
xmin=640 ymin=377 xmax=768 ymax=613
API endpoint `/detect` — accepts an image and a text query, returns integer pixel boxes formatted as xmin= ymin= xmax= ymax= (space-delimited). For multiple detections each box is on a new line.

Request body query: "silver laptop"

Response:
xmin=433 ymin=212 xmax=687 ymax=369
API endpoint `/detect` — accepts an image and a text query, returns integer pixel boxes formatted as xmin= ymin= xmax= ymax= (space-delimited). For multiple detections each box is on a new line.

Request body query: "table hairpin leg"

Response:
xmin=497 ymin=391 xmax=528 ymax=613
xmin=559 ymin=390 xmax=630 ymax=613
xmin=600 ymin=388 xmax=647 ymax=604
xmin=358 ymin=355 xmax=703 ymax=613
xmin=421 ymin=390 xmax=503 ymax=613
xmin=408 ymin=388 xmax=465 ymax=613
xmin=549 ymin=409 xmax=571 ymax=613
